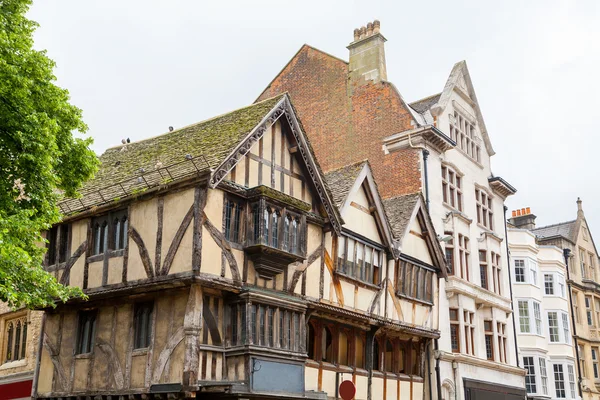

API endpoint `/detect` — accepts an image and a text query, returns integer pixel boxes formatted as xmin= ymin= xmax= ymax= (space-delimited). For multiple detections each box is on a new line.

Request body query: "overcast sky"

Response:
xmin=29 ymin=0 xmax=600 ymax=234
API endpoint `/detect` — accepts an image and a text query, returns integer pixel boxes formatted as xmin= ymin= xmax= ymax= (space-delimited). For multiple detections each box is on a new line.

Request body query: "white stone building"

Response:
xmin=388 ymin=61 xmax=526 ymax=400
xmin=508 ymin=210 xmax=578 ymax=400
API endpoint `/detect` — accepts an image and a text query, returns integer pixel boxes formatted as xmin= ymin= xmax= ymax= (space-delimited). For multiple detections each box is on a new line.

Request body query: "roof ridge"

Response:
xmin=104 ymin=93 xmax=287 ymax=152
xmin=302 ymin=44 xmax=349 ymax=65
xmin=533 ymin=219 xmax=577 ymax=231
xmin=325 ymin=159 xmax=369 ymax=174
xmin=409 ymin=92 xmax=442 ymax=106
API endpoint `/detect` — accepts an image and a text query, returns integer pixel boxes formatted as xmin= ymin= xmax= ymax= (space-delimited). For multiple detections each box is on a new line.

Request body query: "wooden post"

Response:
xmin=182 ymin=284 xmax=203 ymax=386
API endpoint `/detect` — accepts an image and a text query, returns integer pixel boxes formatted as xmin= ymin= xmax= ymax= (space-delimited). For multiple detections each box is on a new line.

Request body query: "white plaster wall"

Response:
xmin=425 ymin=87 xmax=524 ymax=398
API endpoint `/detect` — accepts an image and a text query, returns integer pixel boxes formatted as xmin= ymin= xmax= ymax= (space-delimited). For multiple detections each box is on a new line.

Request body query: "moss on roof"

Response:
xmin=61 ymin=94 xmax=285 ymax=212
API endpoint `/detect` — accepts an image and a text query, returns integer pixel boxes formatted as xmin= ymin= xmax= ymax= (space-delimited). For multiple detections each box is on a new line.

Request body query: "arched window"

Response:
xmin=271 ymin=211 xmax=279 ymax=248
xmin=121 ymin=216 xmax=128 ymax=249
xmin=5 ymin=321 xmax=13 ymax=361
xmin=283 ymin=215 xmax=291 ymax=250
xmin=101 ymin=221 xmax=108 ymax=253
xmin=290 ymin=218 xmax=298 ymax=254
xmin=93 ymin=223 xmax=102 ymax=255
xmin=321 ymin=326 xmax=333 ymax=363
xmin=252 ymin=204 xmax=260 ymax=242
xmin=263 ymin=208 xmax=270 ymax=245
xmin=114 ymin=218 xmax=121 ymax=250
xmin=4 ymin=316 xmax=28 ymax=362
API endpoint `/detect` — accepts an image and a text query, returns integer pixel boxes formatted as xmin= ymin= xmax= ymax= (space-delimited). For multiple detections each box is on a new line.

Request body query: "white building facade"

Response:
xmin=386 ymin=61 xmax=526 ymax=400
xmin=509 ymin=223 xmax=578 ymax=400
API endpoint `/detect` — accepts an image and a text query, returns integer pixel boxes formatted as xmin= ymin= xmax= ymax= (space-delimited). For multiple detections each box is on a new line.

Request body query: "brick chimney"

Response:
xmin=347 ymin=20 xmax=387 ymax=87
xmin=508 ymin=207 xmax=537 ymax=230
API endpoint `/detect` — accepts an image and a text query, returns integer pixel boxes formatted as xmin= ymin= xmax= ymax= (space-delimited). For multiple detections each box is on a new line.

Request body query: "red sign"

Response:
xmin=339 ymin=379 xmax=356 ymax=400
xmin=0 ymin=379 xmax=32 ymax=400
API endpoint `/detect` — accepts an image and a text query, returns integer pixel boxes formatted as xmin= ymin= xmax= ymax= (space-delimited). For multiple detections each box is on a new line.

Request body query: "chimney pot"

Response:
xmin=353 ymin=28 xmax=360 ymax=41
xmin=516 ymin=209 xmax=521 ymax=216
xmin=373 ymin=20 xmax=381 ymax=33
xmin=512 ymin=210 xmax=516 ymax=217
xmin=526 ymin=207 xmax=531 ymax=214
xmin=521 ymin=208 xmax=526 ymax=215
xmin=367 ymin=22 xmax=373 ymax=36
xmin=359 ymin=26 xmax=366 ymax=39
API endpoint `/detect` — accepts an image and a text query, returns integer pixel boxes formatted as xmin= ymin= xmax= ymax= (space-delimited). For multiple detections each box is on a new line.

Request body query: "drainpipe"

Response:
xmin=564 ymin=248 xmax=583 ymax=398
xmin=423 ymin=150 xmax=430 ymax=210
xmin=427 ymin=340 xmax=434 ymax=400
xmin=434 ymin=339 xmax=443 ymax=400
xmin=503 ymin=205 xmax=520 ymax=367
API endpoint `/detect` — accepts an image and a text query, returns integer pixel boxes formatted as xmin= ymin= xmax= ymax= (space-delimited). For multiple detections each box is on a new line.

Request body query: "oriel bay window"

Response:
xmin=336 ymin=234 xmax=384 ymax=286
xmin=91 ymin=209 xmax=128 ymax=256
xmin=246 ymin=198 xmax=306 ymax=278
xmin=229 ymin=301 xmax=304 ymax=353
xmin=396 ymin=258 xmax=434 ymax=303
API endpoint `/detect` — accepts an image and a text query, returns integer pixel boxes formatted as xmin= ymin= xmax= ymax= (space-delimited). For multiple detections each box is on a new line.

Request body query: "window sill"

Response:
xmin=74 ymin=353 xmax=93 ymax=359
xmin=335 ymin=271 xmax=381 ymax=290
xmin=442 ymin=205 xmax=473 ymax=224
xmin=87 ymin=248 xmax=126 ymax=263
xmin=45 ymin=261 xmax=67 ymax=272
xmin=0 ymin=359 xmax=27 ymax=370
xmin=396 ymin=292 xmax=433 ymax=306
xmin=132 ymin=348 xmax=149 ymax=356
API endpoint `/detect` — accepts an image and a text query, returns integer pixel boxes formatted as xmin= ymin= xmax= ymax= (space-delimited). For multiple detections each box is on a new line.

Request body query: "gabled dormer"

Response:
xmin=325 ymin=161 xmax=395 ymax=288
xmin=383 ymin=192 xmax=447 ymax=301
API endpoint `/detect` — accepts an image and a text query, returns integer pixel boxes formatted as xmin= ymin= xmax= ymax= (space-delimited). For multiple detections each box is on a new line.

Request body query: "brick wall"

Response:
xmin=257 ymin=45 xmax=421 ymax=199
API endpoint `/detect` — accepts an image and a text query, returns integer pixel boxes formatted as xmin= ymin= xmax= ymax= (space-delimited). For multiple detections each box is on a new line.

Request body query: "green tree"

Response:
xmin=0 ymin=0 xmax=98 ymax=308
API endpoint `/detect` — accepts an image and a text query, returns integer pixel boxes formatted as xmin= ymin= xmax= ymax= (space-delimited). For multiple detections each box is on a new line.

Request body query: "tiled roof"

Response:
xmin=382 ymin=193 xmax=421 ymax=239
xmin=409 ymin=93 xmax=441 ymax=114
xmin=532 ymin=220 xmax=577 ymax=242
xmin=59 ymin=94 xmax=286 ymax=214
xmin=323 ymin=160 xmax=367 ymax=207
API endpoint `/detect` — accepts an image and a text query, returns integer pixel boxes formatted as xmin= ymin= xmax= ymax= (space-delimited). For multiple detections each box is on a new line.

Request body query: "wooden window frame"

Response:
xmin=336 ymin=232 xmax=384 ymax=287
xmin=91 ymin=209 xmax=128 ymax=256
xmin=223 ymin=195 xmax=245 ymax=246
xmin=76 ymin=310 xmax=98 ymax=355
xmin=491 ymin=252 xmax=501 ymax=295
xmin=396 ymin=259 xmax=435 ymax=305
xmin=133 ymin=302 xmax=154 ymax=349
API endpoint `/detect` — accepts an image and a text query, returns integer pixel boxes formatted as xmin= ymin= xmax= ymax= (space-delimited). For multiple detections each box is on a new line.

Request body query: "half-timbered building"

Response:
xmin=33 ymin=94 xmax=446 ymax=400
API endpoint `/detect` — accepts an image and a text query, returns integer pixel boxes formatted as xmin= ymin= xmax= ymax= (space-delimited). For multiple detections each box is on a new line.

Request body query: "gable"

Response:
xmin=224 ymin=117 xmax=313 ymax=206
xmin=342 ymin=183 xmax=383 ymax=244
xmin=209 ymin=95 xmax=343 ymax=234
xmin=431 ymin=61 xmax=495 ymax=157
xmin=401 ymin=217 xmax=433 ymax=265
